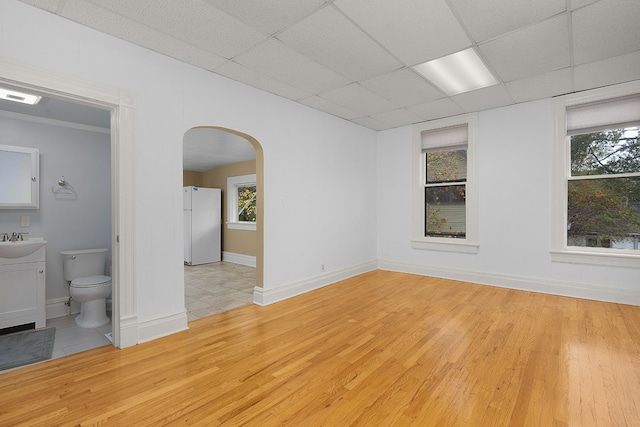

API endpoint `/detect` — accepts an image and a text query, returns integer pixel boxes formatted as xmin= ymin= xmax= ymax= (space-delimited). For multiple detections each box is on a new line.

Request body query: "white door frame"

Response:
xmin=0 ymin=60 xmax=138 ymax=348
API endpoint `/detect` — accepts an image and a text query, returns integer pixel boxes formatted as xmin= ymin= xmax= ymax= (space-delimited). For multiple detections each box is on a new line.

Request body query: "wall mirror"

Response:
xmin=0 ymin=144 xmax=39 ymax=209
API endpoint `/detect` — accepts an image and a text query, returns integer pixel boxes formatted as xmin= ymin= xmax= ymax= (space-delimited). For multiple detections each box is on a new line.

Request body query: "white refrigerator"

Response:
xmin=183 ymin=186 xmax=221 ymax=265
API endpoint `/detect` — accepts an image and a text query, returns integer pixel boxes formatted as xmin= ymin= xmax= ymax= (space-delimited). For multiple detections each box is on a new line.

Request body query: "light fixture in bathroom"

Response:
xmin=0 ymin=87 xmax=42 ymax=105
xmin=412 ymin=48 xmax=499 ymax=96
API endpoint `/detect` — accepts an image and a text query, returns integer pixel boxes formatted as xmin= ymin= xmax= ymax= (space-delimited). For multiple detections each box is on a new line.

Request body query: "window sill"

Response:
xmin=550 ymin=249 xmax=640 ymax=268
xmin=411 ymin=239 xmax=479 ymax=254
xmin=227 ymin=222 xmax=256 ymax=231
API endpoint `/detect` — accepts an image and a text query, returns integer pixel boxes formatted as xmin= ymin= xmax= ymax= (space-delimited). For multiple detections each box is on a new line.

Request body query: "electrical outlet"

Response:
xmin=20 ymin=216 xmax=29 ymax=227
xmin=321 ymin=264 xmax=325 ymax=272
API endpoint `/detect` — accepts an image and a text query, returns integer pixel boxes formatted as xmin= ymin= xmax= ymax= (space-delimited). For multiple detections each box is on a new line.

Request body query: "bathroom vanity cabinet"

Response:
xmin=0 ymin=246 xmax=46 ymax=330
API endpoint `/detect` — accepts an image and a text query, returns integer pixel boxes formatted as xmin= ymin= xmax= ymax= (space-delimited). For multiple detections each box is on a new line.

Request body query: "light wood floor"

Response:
xmin=1 ymin=270 xmax=639 ymax=426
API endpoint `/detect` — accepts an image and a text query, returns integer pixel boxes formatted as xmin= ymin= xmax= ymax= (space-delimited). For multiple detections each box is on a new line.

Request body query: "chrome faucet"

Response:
xmin=6 ymin=232 xmax=28 ymax=242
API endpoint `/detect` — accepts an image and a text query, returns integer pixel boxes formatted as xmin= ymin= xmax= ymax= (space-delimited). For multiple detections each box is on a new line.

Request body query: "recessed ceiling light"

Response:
xmin=413 ymin=48 xmax=499 ymax=96
xmin=0 ymin=88 xmax=42 ymax=105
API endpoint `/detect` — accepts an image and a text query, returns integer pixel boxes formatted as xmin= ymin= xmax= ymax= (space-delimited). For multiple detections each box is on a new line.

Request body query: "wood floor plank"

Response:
xmin=1 ymin=270 xmax=639 ymax=426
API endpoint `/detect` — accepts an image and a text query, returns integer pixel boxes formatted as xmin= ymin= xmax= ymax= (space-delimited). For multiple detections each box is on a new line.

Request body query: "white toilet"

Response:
xmin=61 ymin=248 xmax=112 ymax=328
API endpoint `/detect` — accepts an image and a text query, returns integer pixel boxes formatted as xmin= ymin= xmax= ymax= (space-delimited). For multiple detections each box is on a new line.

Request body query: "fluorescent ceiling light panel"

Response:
xmin=0 ymin=88 xmax=42 ymax=105
xmin=413 ymin=48 xmax=499 ymax=96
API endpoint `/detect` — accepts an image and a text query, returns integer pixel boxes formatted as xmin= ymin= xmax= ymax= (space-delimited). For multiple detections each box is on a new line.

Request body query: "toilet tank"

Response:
xmin=60 ymin=248 xmax=108 ymax=281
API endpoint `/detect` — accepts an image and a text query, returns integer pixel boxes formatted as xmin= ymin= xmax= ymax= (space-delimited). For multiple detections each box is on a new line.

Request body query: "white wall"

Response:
xmin=0 ymin=1 xmax=378 ymax=339
xmin=0 ymin=115 xmax=111 ymax=301
xmin=377 ymin=99 xmax=640 ymax=305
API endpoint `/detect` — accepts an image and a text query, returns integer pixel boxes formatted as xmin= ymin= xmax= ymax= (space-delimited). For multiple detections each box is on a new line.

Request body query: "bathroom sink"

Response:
xmin=0 ymin=238 xmax=47 ymax=258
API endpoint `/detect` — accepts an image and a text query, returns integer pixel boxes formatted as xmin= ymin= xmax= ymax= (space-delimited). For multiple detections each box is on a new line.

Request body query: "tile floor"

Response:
xmin=48 ymin=314 xmax=113 ymax=360
xmin=46 ymin=261 xmax=255 ymax=359
xmin=184 ymin=261 xmax=256 ymax=322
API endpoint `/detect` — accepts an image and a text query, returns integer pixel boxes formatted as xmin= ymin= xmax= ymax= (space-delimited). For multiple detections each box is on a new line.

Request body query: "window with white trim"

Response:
xmin=551 ymin=82 xmax=640 ymax=267
xmin=227 ymin=174 xmax=256 ymax=231
xmin=412 ymin=114 xmax=478 ymax=253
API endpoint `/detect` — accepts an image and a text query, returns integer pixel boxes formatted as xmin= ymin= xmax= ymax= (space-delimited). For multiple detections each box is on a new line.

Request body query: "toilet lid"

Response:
xmin=71 ymin=275 xmax=112 ymax=287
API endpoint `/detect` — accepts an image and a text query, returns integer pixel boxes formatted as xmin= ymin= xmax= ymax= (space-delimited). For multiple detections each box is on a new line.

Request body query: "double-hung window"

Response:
xmin=552 ymin=82 xmax=640 ymax=267
xmin=412 ymin=114 xmax=478 ymax=253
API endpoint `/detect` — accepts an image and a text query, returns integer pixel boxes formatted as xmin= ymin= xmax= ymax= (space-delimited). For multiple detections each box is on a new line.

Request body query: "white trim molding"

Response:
xmin=223 ymin=251 xmax=256 ymax=267
xmin=253 ymin=260 xmax=377 ymax=306
xmin=227 ymin=222 xmax=256 ymax=231
xmin=118 ymin=314 xmax=139 ymax=349
xmin=136 ymin=311 xmax=188 ymax=344
xmin=378 ymin=259 xmax=640 ymax=306
xmin=410 ymin=239 xmax=479 ymax=253
xmin=550 ymin=250 xmax=640 ymax=268
xmin=45 ymin=297 xmax=79 ymax=320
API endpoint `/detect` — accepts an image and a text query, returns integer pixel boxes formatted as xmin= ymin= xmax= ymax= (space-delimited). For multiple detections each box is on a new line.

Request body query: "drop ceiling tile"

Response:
xmin=298 ymin=95 xmax=361 ymax=120
xmin=334 ymin=0 xmax=470 ymax=66
xmin=233 ymin=39 xmax=350 ymax=94
xmin=202 ymin=0 xmax=325 ymax=35
xmin=505 ymin=68 xmax=573 ymax=103
xmin=59 ymin=0 xmax=226 ymax=70
xmin=360 ymin=69 xmax=444 ymax=107
xmin=479 ymin=15 xmax=570 ymax=82
xmin=572 ymin=0 xmax=640 ymax=65
xmin=370 ymin=108 xmax=423 ymax=128
xmin=574 ymin=51 xmax=640 ymax=92
xmin=163 ymin=43 xmax=228 ymax=72
xmin=448 ymin=0 xmax=566 ymax=42
xmin=451 ymin=84 xmax=514 ymax=113
xmin=24 ymin=0 xmax=640 ymax=132
xmin=71 ymin=0 xmax=267 ymax=59
xmin=215 ymin=61 xmax=312 ymax=100
xmin=19 ymin=0 xmax=61 ymax=12
xmin=57 ymin=1 xmax=132 ymax=33
xmin=319 ymin=83 xmax=398 ymax=116
xmin=570 ymin=0 xmax=599 ymax=10
xmin=408 ymin=98 xmax=465 ymax=122
xmin=278 ymin=6 xmax=401 ymax=81
xmin=350 ymin=116 xmax=391 ymax=131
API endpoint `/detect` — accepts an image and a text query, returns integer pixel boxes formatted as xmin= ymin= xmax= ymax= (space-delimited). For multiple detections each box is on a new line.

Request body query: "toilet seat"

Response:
xmin=71 ymin=275 xmax=111 ymax=288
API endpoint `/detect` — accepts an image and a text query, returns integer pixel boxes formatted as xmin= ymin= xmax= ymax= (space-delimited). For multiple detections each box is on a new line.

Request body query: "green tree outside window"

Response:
xmin=237 ymin=185 xmax=256 ymax=222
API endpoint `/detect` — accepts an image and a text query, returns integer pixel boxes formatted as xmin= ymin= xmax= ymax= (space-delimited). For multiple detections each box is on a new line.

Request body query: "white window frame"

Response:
xmin=227 ymin=174 xmax=256 ymax=231
xmin=551 ymin=80 xmax=640 ymax=268
xmin=412 ymin=113 xmax=479 ymax=253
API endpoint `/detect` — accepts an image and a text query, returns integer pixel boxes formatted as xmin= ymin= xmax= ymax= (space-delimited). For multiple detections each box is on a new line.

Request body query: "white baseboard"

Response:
xmin=46 ymin=297 xmax=80 ymax=319
xmin=118 ymin=314 xmax=139 ymax=348
xmin=223 ymin=252 xmax=256 ymax=267
xmin=253 ymin=260 xmax=377 ymax=306
xmin=136 ymin=311 xmax=188 ymax=344
xmin=378 ymin=259 xmax=640 ymax=306
xmin=46 ymin=299 xmax=186 ymax=348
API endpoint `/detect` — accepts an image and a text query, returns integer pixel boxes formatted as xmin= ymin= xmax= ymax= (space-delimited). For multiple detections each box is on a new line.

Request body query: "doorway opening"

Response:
xmin=182 ymin=126 xmax=264 ymax=321
xmin=0 ymin=61 xmax=137 ymax=352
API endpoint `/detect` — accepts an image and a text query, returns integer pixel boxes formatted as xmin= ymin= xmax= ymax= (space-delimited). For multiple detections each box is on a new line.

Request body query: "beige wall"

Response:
xmin=182 ymin=170 xmax=203 ymax=187
xmin=202 ymin=160 xmax=257 ymax=257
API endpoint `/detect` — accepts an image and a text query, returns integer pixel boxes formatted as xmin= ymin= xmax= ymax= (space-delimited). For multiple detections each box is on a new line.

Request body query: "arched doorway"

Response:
xmin=182 ymin=126 xmax=263 ymax=321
